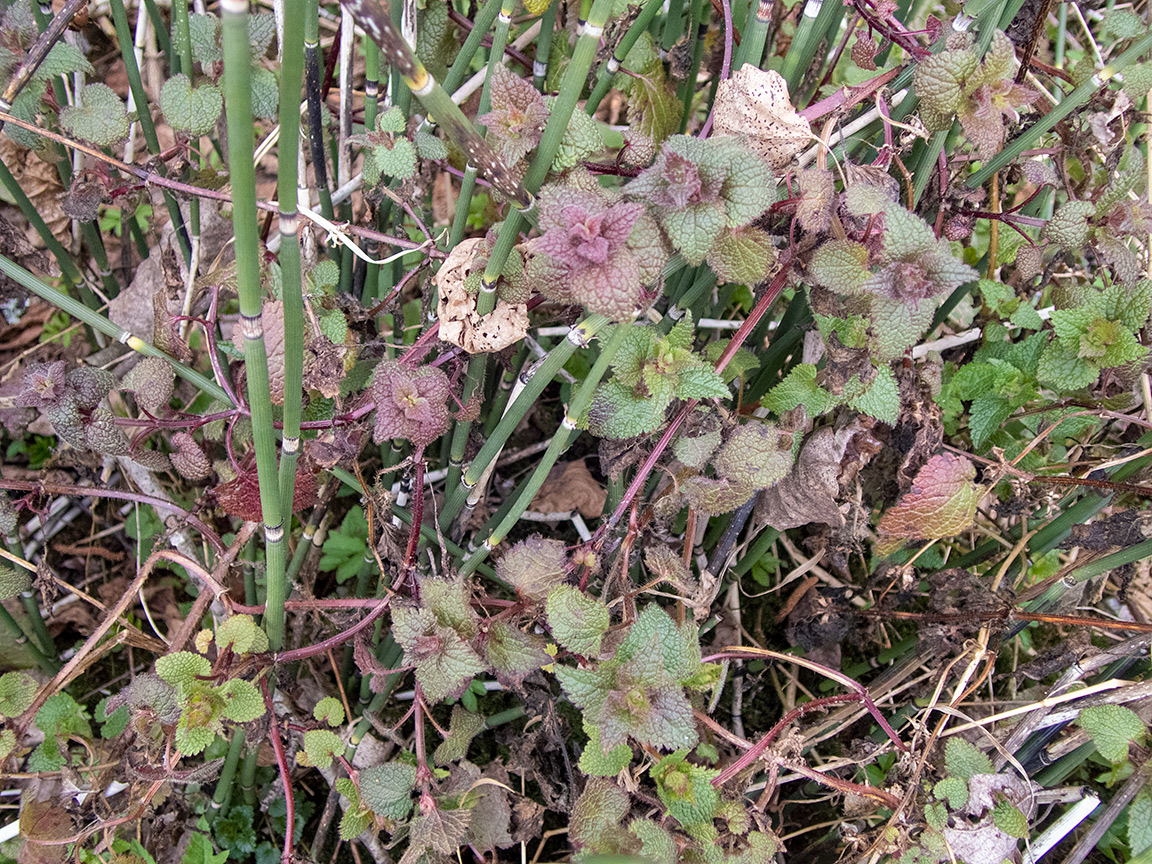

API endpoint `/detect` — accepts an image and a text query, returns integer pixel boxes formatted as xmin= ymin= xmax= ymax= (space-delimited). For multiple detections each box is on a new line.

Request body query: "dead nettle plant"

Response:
xmin=2 ymin=0 xmax=1152 ymax=861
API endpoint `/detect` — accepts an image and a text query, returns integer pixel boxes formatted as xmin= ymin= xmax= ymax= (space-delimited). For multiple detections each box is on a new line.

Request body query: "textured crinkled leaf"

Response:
xmin=809 ymin=240 xmax=870 ymax=292
xmin=160 ymin=75 xmax=223 ymax=137
xmin=654 ymin=752 xmax=721 ymax=828
xmin=250 ymin=65 xmax=278 ymax=120
xmin=495 ymin=535 xmax=568 ymax=602
xmin=0 ymin=563 xmax=31 ymax=601
xmin=0 ymin=671 xmax=37 ymax=718
xmin=1037 ymin=339 xmax=1099 ymax=391
xmin=712 ymin=66 xmax=811 ymax=172
xmin=370 ymin=359 xmax=451 ymax=447
xmin=0 ymin=493 xmax=16 ymax=535
xmin=579 ymin=720 xmax=633 ymax=775
xmin=876 ymin=454 xmax=981 ymax=555
xmin=156 ymin=651 xmax=212 ymax=693
xmin=867 ymin=294 xmax=937 ymax=361
xmin=545 ymin=585 xmax=610 ymax=657
xmin=763 ymin=363 xmax=836 ymax=416
xmin=968 ymin=393 xmax=1016 ymax=450
xmin=358 ymin=762 xmax=416 ymax=820
xmin=714 ymin=136 xmax=776 ymax=227
xmin=313 ymin=697 xmax=344 ymax=727
xmin=483 ymin=621 xmax=550 ymax=687
xmin=414 ymin=128 xmax=447 ymax=161
xmin=67 ymin=366 xmax=117 ymax=409
xmin=433 ymin=705 xmax=485 ymax=765
xmin=176 ymin=721 xmax=216 ymax=756
xmin=1043 ymin=200 xmax=1095 ymax=249
xmin=992 ymin=799 xmax=1028 ymax=838
xmin=60 ymin=83 xmax=129 ymax=147
xmin=547 ymin=95 xmax=605 ymax=170
xmin=339 ymin=808 xmax=372 ymax=841
xmin=614 ymin=32 xmax=682 ymax=146
xmin=220 ymin=679 xmax=264 ymax=722
xmin=247 ymin=11 xmax=276 ymax=55
xmin=410 ymin=805 xmax=472 ymax=855
xmin=189 ymin=13 xmax=222 ymax=63
xmin=33 ymin=42 xmax=93 ymax=80
xmin=913 ymin=49 xmax=979 ymax=128
xmin=675 ymin=363 xmax=730 ymax=400
xmin=0 ymin=728 xmax=15 ymax=760
xmin=215 ymin=614 xmax=269 ymax=654
xmin=586 ymin=377 xmax=670 ymax=438
xmin=120 ymin=357 xmax=174 ymax=414
xmin=707 ymin=225 xmax=777 ymax=285
xmin=848 ymin=365 xmax=899 ymax=424
xmin=391 ymin=606 xmax=487 ymax=702
xmin=171 ymin=432 xmax=213 ymax=481
xmin=570 ymin=777 xmax=632 ymax=853
xmin=369 ymin=137 xmax=416 ymax=183
xmin=629 ymin=820 xmax=677 ymax=862
xmin=1077 ymin=704 xmax=1145 ymax=762
xmin=1130 ymin=787 xmax=1152 ymax=856
xmin=713 ymin=422 xmax=794 ymax=491
xmin=477 ymin=64 xmax=548 ymax=164
xmin=1121 ymin=62 xmax=1152 ymax=104
xmin=661 ymin=200 xmax=726 ymax=265
xmin=421 ymin=577 xmax=476 ymax=637
xmin=298 ymin=729 xmax=345 ymax=767
xmin=215 ymin=463 xmax=318 ymax=522
xmin=674 ymin=428 xmax=722 ymax=468
xmin=934 ymin=776 xmax=969 ymax=810
xmin=85 ymin=407 xmax=131 ymax=456
xmin=616 ymin=604 xmax=698 ymax=679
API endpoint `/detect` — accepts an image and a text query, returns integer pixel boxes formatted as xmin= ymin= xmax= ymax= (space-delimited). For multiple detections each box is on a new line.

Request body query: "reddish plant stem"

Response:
xmin=711 ymin=694 xmax=859 ymax=787
xmin=230 ymin=597 xmax=392 ymax=614
xmin=272 ymin=602 xmax=391 ymax=663
xmin=0 ymin=479 xmax=225 ymax=553
xmin=401 ymin=450 xmax=426 ymax=584
xmin=261 ymin=677 xmax=296 ymax=864
xmin=414 ymin=686 xmax=431 ymax=786
xmin=698 ymin=0 xmax=733 ymax=138
xmin=592 ymin=262 xmax=791 ymax=547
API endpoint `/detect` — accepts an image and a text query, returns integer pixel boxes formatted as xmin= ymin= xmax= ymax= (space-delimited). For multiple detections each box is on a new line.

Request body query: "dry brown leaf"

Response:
xmin=0 ymin=139 xmax=71 ymax=251
xmin=713 ymin=66 xmax=812 ymax=173
xmin=529 ymin=460 xmax=606 ymax=518
xmin=436 ymin=238 xmax=528 ymax=354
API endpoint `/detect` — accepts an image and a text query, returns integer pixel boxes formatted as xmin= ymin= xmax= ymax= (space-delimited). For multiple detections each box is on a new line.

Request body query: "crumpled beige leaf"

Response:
xmin=436 ymin=238 xmax=528 ymax=354
xmin=529 ymin=460 xmax=606 ymax=518
xmin=713 ymin=66 xmax=812 ymax=173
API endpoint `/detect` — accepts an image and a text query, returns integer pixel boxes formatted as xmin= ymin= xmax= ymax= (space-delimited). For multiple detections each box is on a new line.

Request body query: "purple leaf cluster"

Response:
xmin=370 ymin=359 xmax=452 ymax=449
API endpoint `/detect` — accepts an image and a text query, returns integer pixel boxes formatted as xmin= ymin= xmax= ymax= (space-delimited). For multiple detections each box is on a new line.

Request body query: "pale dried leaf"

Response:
xmin=436 ymin=239 xmax=528 ymax=354
xmin=713 ymin=67 xmax=812 ymax=173
xmin=529 ymin=460 xmax=606 ymax=518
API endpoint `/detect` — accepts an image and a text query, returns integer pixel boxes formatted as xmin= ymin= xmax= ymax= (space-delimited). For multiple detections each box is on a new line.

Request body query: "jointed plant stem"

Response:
xmin=222 ymin=0 xmax=287 ymax=651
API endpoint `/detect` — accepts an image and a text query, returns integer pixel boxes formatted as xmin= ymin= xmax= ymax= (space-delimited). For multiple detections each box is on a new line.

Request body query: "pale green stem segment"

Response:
xmin=730 ymin=0 xmax=769 ymax=70
xmin=208 ymin=731 xmax=247 ymax=819
xmin=222 ymin=0 xmax=287 ymax=650
xmin=277 ymin=0 xmax=306 ymax=529
xmin=457 ymin=322 xmax=629 ymax=576
xmin=442 ymin=0 xmax=503 ymax=94
xmin=532 ymin=1 xmax=558 ymax=91
xmin=0 ymin=254 xmax=232 ymax=404
xmin=107 ymin=0 xmax=190 ymax=264
xmin=779 ymin=0 xmax=842 ymax=94
xmin=966 ymin=30 xmax=1152 ymax=188
xmin=586 ymin=0 xmax=663 ymax=114
xmin=439 ymin=315 xmax=610 ymax=528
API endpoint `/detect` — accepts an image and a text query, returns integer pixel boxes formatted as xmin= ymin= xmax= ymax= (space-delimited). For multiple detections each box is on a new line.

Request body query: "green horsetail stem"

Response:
xmin=457 ymin=323 xmax=629 ymax=576
xmin=338 ymin=0 xmax=533 ymax=211
xmin=586 ymin=0 xmax=664 ymax=114
xmin=221 ymin=0 xmax=287 ymax=650
xmin=277 ymin=1 xmax=306 ymax=525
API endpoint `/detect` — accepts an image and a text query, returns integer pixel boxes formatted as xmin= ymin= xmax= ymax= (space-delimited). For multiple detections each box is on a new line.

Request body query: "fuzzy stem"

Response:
xmin=222 ymin=0 xmax=287 ymax=650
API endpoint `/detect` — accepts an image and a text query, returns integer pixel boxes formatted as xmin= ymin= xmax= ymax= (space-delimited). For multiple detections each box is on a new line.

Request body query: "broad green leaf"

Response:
xmin=1078 ymin=705 xmax=1146 ymax=763
xmin=579 ymin=721 xmax=633 ymax=776
xmin=182 ymin=833 xmax=229 ymax=864
xmin=0 ymin=671 xmax=37 ymax=718
xmin=160 ymin=75 xmax=223 ymax=137
xmin=943 ymin=737 xmax=993 ymax=780
xmin=314 ymin=697 xmax=345 ymax=727
xmin=433 ymin=705 xmax=486 ymax=765
xmin=1130 ymin=786 xmax=1152 ymax=856
xmin=156 ymin=651 xmax=212 ymax=693
xmin=991 ymin=799 xmax=1029 ymax=838
xmin=546 ymin=585 xmax=611 ymax=657
xmin=933 ymin=776 xmax=968 ymax=810
xmin=358 ymin=762 xmax=417 ymax=821
xmin=298 ymin=729 xmax=345 ymax=768
xmin=220 ymin=679 xmax=264 ymax=723
xmin=60 ymin=83 xmax=129 ymax=147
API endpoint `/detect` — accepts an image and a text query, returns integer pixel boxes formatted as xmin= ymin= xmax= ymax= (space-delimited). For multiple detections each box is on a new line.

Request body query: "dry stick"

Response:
xmin=0 ymin=109 xmax=425 ymax=253
xmin=0 ymin=478 xmax=225 ymax=553
xmin=14 ymin=544 xmax=185 ymax=732
xmin=167 ymin=521 xmax=260 ymax=653
xmin=0 ymin=0 xmax=88 ymax=110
